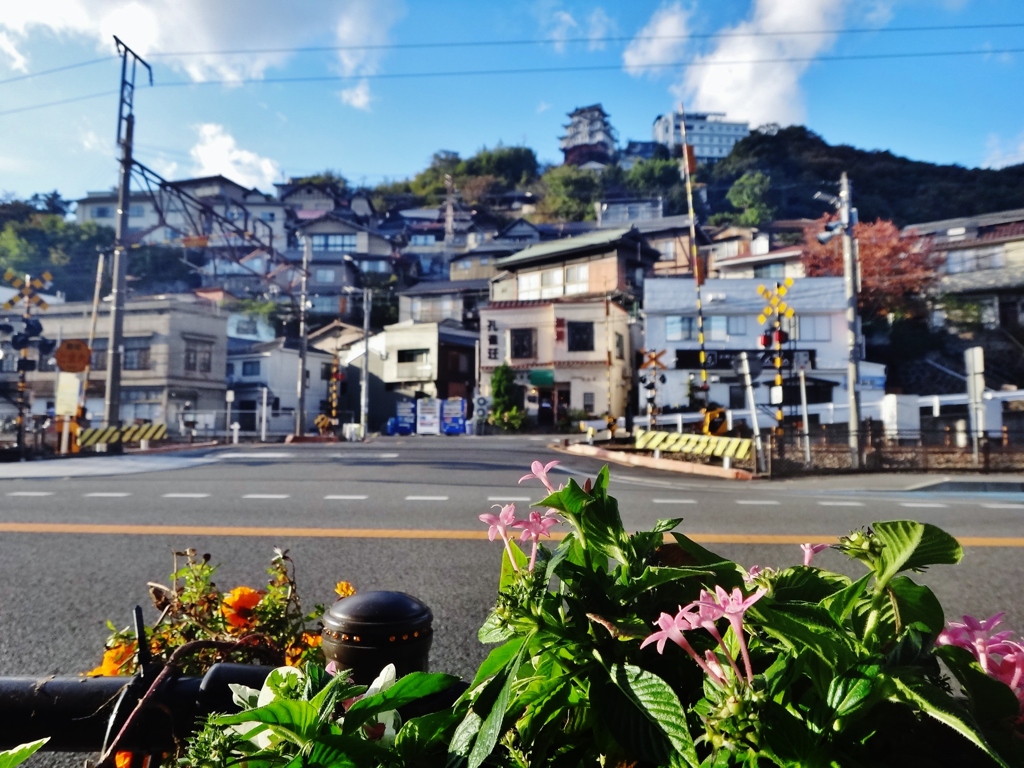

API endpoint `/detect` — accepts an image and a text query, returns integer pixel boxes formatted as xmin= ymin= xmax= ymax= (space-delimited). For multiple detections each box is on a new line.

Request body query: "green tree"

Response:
xmin=726 ymin=171 xmax=774 ymax=226
xmin=536 ymin=165 xmax=601 ymax=221
xmin=490 ymin=363 xmax=516 ymax=414
xmin=625 ymin=158 xmax=681 ymax=197
xmin=459 ymin=146 xmax=539 ymax=188
xmin=287 ymin=170 xmax=348 ymax=190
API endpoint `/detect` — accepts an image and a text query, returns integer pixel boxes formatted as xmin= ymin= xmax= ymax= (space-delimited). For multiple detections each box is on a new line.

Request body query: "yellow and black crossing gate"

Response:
xmin=78 ymin=423 xmax=168 ymax=447
xmin=634 ymin=429 xmax=752 ymax=462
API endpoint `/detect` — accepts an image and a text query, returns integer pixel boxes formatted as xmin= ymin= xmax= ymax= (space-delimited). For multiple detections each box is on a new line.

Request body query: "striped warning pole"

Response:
xmin=678 ymin=106 xmax=709 ymax=408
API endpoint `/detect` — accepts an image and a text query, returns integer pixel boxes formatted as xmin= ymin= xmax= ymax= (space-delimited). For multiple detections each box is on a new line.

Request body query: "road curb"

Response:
xmin=125 ymin=441 xmax=220 ymax=454
xmin=552 ymin=442 xmax=754 ymax=481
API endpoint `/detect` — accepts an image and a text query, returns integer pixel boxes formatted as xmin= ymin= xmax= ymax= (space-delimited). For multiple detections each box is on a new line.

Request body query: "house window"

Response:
xmin=567 ymin=321 xmax=594 ymax=352
xmin=235 ymin=317 xmax=258 ymax=335
xmin=564 ymin=263 xmax=589 ymax=295
xmin=91 ymin=206 xmax=113 ymax=219
xmin=185 ymin=341 xmax=213 ymax=374
xmin=129 ymin=204 xmax=144 ymax=217
xmin=798 ymin=315 xmax=832 ymax=341
xmin=226 ymin=362 xmax=235 ymax=377
xmin=123 ymin=338 xmax=150 ymax=370
xmin=706 ymin=316 xmax=727 ymax=342
xmin=409 ymin=234 xmax=434 ymax=246
xmin=242 ymin=360 xmax=261 ymax=376
xmin=311 ymin=233 xmax=357 ymax=251
xmin=321 ymin=362 xmax=333 ymax=380
xmin=615 ymin=332 xmax=624 ymax=360
xmin=479 ymin=257 xmax=489 ymax=265
xmin=946 ymin=246 xmax=1005 ymax=273
xmin=583 ymin=392 xmax=595 ymax=414
xmin=456 ymin=260 xmax=471 ymax=270
xmin=315 ymin=268 xmax=336 ymax=283
xmin=659 ymin=240 xmax=675 ymax=261
xmin=753 ymin=262 xmax=785 ymax=279
xmin=665 ymin=316 xmax=696 ymax=341
xmin=517 ymin=273 xmax=540 ymax=300
xmin=311 ymin=296 xmax=340 ymax=314
xmin=540 ymin=268 xmax=563 ymax=299
xmin=397 ymin=349 xmax=429 ymax=363
xmin=727 ymin=316 xmax=747 ymax=336
xmin=90 ymin=339 xmax=108 ymax=370
xmin=260 ymin=211 xmax=275 ymax=222
xmin=510 ymin=329 xmax=535 ymax=359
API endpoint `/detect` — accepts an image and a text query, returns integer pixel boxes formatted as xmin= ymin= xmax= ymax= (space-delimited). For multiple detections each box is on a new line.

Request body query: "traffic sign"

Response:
xmin=54 ymin=339 xmax=91 ymax=373
xmin=639 ymin=349 xmax=668 ymax=370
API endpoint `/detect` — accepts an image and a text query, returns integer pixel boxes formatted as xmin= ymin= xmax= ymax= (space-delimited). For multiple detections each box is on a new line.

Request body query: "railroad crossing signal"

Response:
xmin=2 ymin=269 xmax=53 ymax=310
xmin=639 ymin=348 xmax=668 ymax=370
xmin=756 ymin=278 xmax=795 ymax=325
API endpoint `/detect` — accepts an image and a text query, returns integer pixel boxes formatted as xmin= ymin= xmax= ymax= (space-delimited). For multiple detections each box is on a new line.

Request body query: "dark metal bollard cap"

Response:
xmin=321 ymin=591 xmax=433 ymax=684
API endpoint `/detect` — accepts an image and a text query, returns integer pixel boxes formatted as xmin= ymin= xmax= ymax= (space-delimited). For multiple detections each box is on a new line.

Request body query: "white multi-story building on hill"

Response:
xmin=653 ymin=109 xmax=749 ymax=163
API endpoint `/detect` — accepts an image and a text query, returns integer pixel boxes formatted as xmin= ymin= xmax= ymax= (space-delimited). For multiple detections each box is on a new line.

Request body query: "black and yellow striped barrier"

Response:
xmin=634 ymin=429 xmax=752 ymax=461
xmin=79 ymin=423 xmax=168 ymax=447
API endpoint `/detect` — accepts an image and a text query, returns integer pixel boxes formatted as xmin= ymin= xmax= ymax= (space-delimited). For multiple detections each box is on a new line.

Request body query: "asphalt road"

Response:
xmin=1 ymin=436 xmax=1022 ymax=691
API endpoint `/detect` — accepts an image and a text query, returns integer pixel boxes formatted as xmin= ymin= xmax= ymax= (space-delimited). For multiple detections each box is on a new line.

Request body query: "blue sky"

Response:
xmin=0 ymin=0 xmax=1022 ymax=202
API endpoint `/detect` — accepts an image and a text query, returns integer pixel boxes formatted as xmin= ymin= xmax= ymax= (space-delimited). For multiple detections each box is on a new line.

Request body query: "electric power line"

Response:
xmin=0 ymin=89 xmax=118 ymax=117
xmin=146 ymin=47 xmax=1024 ymax=88
xmin=0 ymin=56 xmax=117 ymax=86
xmin=147 ymin=21 xmax=1024 ymax=57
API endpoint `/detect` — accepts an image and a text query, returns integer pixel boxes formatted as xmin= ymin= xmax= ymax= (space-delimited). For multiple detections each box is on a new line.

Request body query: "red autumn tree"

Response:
xmin=802 ymin=215 xmax=937 ymax=320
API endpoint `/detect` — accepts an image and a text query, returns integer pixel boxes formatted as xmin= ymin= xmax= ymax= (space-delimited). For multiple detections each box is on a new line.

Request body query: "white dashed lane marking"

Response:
xmin=163 ymin=493 xmax=210 ymax=499
xmin=324 ymin=495 xmax=369 ymax=500
xmin=84 ymin=492 xmax=131 ymax=498
xmin=981 ymin=503 xmax=1024 ymax=509
xmin=406 ymin=495 xmax=449 ymax=501
xmin=6 ymin=491 xmax=53 ymax=497
xmin=899 ymin=502 xmax=948 ymax=508
xmin=243 ymin=494 xmax=290 ymax=500
xmin=487 ymin=496 xmax=531 ymax=502
xmin=736 ymin=500 xmax=780 ymax=505
xmin=221 ymin=452 xmax=294 ymax=459
xmin=652 ymin=499 xmax=697 ymax=504
xmin=818 ymin=501 xmax=865 ymax=507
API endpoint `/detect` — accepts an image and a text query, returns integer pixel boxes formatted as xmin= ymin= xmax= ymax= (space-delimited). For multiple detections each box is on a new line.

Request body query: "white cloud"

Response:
xmin=586 ymin=8 xmax=615 ymax=51
xmin=189 ymin=123 xmax=280 ymax=190
xmin=984 ymin=132 xmax=1024 ymax=169
xmin=623 ymin=2 xmax=690 ymax=76
xmin=536 ymin=101 xmax=551 ymax=114
xmin=81 ymin=130 xmax=101 ymax=152
xmin=339 ymin=79 xmax=371 ymax=111
xmin=672 ymin=0 xmax=850 ymax=126
xmin=0 ymin=31 xmax=27 ymax=71
xmin=548 ymin=10 xmax=579 ymax=53
xmin=0 ymin=0 xmax=403 ymax=84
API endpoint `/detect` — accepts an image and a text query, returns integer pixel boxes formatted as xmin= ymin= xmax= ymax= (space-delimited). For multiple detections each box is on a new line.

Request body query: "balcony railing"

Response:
xmin=395 ymin=362 xmax=435 ymax=381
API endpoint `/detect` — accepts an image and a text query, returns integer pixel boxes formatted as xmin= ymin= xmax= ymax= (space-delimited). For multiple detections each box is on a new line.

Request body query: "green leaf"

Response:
xmin=466 ymin=641 xmax=526 ymax=768
xmin=470 ymin=636 xmax=524 ymax=689
xmin=215 ymin=700 xmax=322 ymax=744
xmin=0 ymin=739 xmax=48 ymax=768
xmin=447 ymin=711 xmax=482 ymax=766
xmin=344 ymin=672 xmax=459 ymax=734
xmin=852 ymin=577 xmax=945 ymax=647
xmin=613 ymin=565 xmax=712 ymax=601
xmin=820 ymin=572 xmax=872 ymax=623
xmin=499 ymin=539 xmax=529 ymax=592
xmin=872 ymin=521 xmax=962 ymax=589
xmin=477 ymin=610 xmax=514 ymax=644
xmin=652 ymin=517 xmax=684 ymax=534
xmin=669 ymin=531 xmax=734 ymax=569
xmin=936 ymin=645 xmax=1022 ymax=725
xmin=604 ymin=663 xmax=700 ymax=768
xmin=771 ymin=566 xmax=850 ymax=604
xmin=306 ymin=734 xmax=389 ymax=767
xmin=888 ymin=669 xmax=1011 ymax=768
xmin=544 ymin=534 xmax=573 ymax=582
xmin=826 ymin=663 xmax=884 ymax=725
xmin=577 ymin=493 xmax=630 ymax=566
xmin=395 ymin=709 xmax=461 ymax=762
xmin=749 ymin=602 xmax=858 ymax=672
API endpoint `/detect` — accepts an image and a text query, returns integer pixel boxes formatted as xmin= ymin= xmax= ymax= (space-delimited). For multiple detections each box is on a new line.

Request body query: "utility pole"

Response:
xmin=359 ymin=288 xmax=372 ymax=440
xmin=815 ymin=174 xmax=861 ymax=469
xmin=738 ymin=351 xmax=764 ymax=474
xmin=839 ymin=173 xmax=861 ymax=469
xmin=295 ymin=235 xmax=311 ymax=436
xmin=103 ymin=37 xmax=151 ymax=441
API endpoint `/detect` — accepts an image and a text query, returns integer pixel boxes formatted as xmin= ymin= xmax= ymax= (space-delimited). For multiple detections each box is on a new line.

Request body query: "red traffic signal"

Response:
xmin=760 ymin=330 xmax=789 ymax=347
xmin=773 ymin=329 xmax=789 ymax=345
xmin=758 ymin=332 xmax=771 ymax=349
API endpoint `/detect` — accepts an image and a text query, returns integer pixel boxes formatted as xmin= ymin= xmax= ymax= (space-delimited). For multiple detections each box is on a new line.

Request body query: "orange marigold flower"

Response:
xmin=88 ymin=643 xmax=135 ymax=677
xmin=221 ymin=585 xmax=263 ymax=629
xmin=114 ymin=752 xmax=138 ymax=768
xmin=334 ymin=581 xmax=356 ymax=598
xmin=303 ymin=631 xmax=322 ymax=648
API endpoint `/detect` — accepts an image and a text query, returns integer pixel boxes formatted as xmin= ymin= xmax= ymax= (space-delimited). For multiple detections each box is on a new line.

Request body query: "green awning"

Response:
xmin=528 ymin=369 xmax=555 ymax=386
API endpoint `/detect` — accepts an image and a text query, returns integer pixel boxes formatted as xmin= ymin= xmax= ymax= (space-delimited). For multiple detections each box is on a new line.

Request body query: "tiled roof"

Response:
xmin=495 ymin=227 xmax=636 ymax=268
xmin=397 ymin=278 xmax=490 ymax=297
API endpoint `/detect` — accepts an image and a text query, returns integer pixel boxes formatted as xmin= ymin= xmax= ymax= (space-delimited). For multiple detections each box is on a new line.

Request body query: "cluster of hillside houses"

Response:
xmin=4 ymin=106 xmax=1024 ymax=437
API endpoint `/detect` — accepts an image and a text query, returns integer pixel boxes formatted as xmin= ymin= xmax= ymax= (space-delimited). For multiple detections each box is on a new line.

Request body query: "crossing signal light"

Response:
xmin=38 ymin=337 xmax=57 ymax=356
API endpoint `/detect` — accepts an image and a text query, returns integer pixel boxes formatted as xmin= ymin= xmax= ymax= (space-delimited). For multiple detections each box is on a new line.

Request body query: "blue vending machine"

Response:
xmin=441 ymin=397 xmax=466 ymax=435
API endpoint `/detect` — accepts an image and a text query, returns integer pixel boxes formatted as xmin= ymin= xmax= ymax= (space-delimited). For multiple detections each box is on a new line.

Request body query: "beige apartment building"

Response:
xmin=12 ymin=294 xmax=228 ymax=427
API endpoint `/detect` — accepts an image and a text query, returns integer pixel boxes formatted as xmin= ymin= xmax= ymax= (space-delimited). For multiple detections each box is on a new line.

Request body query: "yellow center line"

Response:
xmin=0 ymin=522 xmax=1022 ymax=548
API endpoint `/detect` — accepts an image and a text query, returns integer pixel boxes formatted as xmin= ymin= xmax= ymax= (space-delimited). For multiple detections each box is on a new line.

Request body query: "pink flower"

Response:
xmin=937 ymin=613 xmax=1014 ymax=674
xmin=479 ymin=503 xmax=521 ymax=572
xmin=519 ymin=460 xmax=561 ymax=493
xmin=640 ymin=609 xmax=724 ymax=683
xmin=681 ymin=595 xmax=744 ymax=682
xmin=513 ymin=510 xmax=558 ymax=571
xmin=697 ymin=586 xmax=767 ymax=683
xmin=800 ymin=543 xmax=830 ymax=567
xmin=479 ymin=504 xmax=518 ymax=543
xmin=325 ymin=660 xmax=338 ymax=676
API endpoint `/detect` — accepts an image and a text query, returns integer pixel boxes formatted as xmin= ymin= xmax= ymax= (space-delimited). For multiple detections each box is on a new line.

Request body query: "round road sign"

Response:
xmin=54 ymin=339 xmax=91 ymax=373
